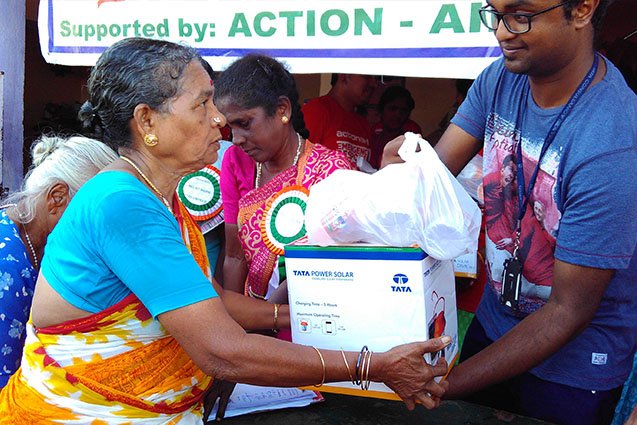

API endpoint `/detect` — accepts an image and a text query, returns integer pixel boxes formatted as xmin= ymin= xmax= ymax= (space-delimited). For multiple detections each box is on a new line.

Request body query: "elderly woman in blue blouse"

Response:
xmin=0 ymin=135 xmax=117 ymax=387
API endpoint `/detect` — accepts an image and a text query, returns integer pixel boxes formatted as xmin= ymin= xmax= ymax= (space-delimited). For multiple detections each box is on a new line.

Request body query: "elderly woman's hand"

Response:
xmin=376 ymin=336 xmax=451 ymax=410
xmin=380 ymin=135 xmax=407 ymax=169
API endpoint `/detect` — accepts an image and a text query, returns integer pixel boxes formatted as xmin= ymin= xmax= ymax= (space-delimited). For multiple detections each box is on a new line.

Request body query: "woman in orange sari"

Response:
xmin=0 ymin=39 xmax=450 ymax=423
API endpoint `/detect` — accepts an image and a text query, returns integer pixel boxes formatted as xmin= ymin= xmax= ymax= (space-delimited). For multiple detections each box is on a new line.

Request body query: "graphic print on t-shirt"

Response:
xmin=483 ymin=113 xmax=561 ymax=313
xmin=335 ymin=129 xmax=371 ymax=166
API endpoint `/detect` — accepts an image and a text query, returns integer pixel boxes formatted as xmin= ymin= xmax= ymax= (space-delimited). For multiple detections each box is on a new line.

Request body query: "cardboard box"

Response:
xmin=453 ymin=252 xmax=478 ymax=279
xmin=285 ymin=244 xmax=458 ymax=400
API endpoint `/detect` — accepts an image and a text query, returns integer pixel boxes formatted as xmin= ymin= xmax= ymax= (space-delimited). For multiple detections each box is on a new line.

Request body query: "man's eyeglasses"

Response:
xmin=479 ymin=1 xmax=570 ymax=35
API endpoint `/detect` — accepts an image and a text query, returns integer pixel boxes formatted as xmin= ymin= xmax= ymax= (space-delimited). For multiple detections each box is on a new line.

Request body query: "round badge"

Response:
xmin=261 ymin=185 xmax=310 ymax=256
xmin=177 ymin=165 xmax=223 ymax=221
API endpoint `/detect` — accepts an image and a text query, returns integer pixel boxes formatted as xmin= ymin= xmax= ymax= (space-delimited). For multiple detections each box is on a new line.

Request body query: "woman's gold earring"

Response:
xmin=281 ymin=116 xmax=289 ymax=124
xmin=144 ymin=134 xmax=159 ymax=147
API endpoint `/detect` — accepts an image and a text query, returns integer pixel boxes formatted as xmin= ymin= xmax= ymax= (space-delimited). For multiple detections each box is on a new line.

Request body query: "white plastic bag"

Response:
xmin=305 ymin=133 xmax=481 ymax=260
xmin=456 ymin=153 xmax=483 ymax=205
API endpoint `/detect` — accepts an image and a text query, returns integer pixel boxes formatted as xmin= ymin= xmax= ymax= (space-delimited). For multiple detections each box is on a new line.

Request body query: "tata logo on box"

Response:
xmin=393 ymin=274 xmax=409 ymax=284
xmin=391 ymin=273 xmax=412 ymax=292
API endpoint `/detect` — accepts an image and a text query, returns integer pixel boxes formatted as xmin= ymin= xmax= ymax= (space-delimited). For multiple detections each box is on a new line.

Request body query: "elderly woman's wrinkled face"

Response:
xmin=216 ymin=96 xmax=287 ymax=163
xmin=152 ymin=61 xmax=226 ymax=173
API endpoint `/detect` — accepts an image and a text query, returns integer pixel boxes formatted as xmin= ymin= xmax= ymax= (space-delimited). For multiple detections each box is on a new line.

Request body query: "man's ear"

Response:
xmin=571 ymin=0 xmax=599 ymax=29
xmin=46 ymin=182 xmax=70 ymax=215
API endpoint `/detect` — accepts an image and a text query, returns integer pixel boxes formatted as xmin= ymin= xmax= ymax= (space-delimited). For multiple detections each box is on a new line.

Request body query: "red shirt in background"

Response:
xmin=302 ymin=95 xmax=371 ymax=168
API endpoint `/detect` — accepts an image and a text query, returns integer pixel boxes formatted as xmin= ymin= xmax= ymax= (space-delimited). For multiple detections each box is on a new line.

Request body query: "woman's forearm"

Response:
xmin=222 ymin=255 xmax=247 ymax=293
xmin=160 ymin=297 xmax=450 ymax=409
xmin=220 ymin=290 xmax=290 ymax=330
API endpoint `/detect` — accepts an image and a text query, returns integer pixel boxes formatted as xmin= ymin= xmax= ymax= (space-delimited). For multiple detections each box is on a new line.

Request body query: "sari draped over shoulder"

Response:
xmin=0 ymin=199 xmax=213 ymax=424
xmin=238 ymin=141 xmax=351 ymax=298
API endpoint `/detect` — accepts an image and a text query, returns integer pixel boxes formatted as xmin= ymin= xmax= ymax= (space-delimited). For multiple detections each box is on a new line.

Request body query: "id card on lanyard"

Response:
xmin=500 ymin=54 xmax=600 ymax=311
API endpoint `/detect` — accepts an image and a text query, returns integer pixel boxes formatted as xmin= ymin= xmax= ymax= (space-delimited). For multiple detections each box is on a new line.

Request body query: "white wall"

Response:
xmin=0 ymin=0 xmax=26 ymax=193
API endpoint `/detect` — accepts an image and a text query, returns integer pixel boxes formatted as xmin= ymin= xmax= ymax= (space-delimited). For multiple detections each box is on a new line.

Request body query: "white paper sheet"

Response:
xmin=208 ymin=384 xmax=323 ymax=420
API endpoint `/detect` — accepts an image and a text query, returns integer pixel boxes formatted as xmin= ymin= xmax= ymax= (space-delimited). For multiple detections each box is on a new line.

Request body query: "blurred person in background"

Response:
xmin=369 ymin=85 xmax=422 ymax=169
xmin=302 ymin=73 xmax=376 ymax=168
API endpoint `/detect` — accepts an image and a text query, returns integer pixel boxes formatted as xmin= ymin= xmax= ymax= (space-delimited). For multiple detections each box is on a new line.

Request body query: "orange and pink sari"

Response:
xmin=0 ymin=200 xmax=213 ymax=424
xmin=238 ymin=141 xmax=351 ymax=299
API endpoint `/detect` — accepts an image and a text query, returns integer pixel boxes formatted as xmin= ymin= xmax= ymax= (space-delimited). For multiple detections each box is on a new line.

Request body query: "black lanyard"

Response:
xmin=512 ymin=53 xmax=599 ymax=256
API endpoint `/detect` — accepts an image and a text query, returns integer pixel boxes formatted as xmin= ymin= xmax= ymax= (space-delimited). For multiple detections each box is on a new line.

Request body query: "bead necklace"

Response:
xmin=120 ymin=155 xmax=173 ymax=213
xmin=23 ymin=226 xmax=39 ymax=270
xmin=255 ymin=133 xmax=303 ymax=188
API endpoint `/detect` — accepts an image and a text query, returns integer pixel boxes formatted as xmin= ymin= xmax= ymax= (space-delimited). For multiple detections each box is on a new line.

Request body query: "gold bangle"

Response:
xmin=340 ymin=347 xmax=354 ymax=385
xmin=362 ymin=351 xmax=373 ymax=390
xmin=359 ymin=349 xmax=368 ymax=390
xmin=312 ymin=346 xmax=325 ymax=388
xmin=273 ymin=303 xmax=280 ymax=330
xmin=359 ymin=350 xmax=372 ymax=390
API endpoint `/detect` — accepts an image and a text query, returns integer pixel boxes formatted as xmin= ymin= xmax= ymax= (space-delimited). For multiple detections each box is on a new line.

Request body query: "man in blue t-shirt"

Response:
xmin=384 ymin=1 xmax=636 ymax=424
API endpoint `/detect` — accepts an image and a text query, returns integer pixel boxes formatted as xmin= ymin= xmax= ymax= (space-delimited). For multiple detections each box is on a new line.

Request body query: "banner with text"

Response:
xmin=38 ymin=0 xmax=502 ymax=79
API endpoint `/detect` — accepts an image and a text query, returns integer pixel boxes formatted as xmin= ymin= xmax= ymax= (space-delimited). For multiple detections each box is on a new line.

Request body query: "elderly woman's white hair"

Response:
xmin=5 ymin=135 xmax=118 ymax=223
